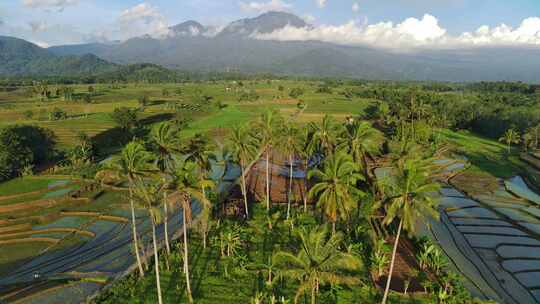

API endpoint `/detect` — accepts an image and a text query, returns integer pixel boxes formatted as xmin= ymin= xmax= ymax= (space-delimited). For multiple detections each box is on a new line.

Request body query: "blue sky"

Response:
xmin=1 ymin=0 xmax=539 ymax=48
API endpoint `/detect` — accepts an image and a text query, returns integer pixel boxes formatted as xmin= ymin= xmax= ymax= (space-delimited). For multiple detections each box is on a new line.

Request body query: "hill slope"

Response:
xmin=0 ymin=36 xmax=116 ymax=76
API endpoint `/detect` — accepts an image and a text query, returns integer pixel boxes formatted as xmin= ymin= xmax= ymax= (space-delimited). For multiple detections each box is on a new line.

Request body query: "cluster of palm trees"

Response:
xmin=499 ymin=124 xmax=540 ymax=153
xmin=97 ymin=121 xmax=213 ymax=304
xmin=96 ymin=106 xmax=443 ymax=303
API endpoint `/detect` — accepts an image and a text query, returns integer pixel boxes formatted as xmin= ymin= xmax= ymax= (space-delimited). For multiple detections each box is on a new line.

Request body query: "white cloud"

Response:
xmin=117 ymin=3 xmax=171 ymax=39
xmin=253 ymin=14 xmax=540 ymax=50
xmin=28 ymin=21 xmax=49 ymax=32
xmin=316 ymin=0 xmax=326 ymax=8
xmin=352 ymin=3 xmax=359 ymax=13
xmin=457 ymin=17 xmax=540 ymax=46
xmin=239 ymin=0 xmax=292 ymax=13
xmin=254 ymin=14 xmax=446 ymax=49
xmin=303 ymin=14 xmax=316 ymax=23
xmin=22 ymin=0 xmax=79 ymax=10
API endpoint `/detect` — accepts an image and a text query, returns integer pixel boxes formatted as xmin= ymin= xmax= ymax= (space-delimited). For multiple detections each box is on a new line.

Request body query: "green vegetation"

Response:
xmin=0 ymin=78 xmax=537 ymax=304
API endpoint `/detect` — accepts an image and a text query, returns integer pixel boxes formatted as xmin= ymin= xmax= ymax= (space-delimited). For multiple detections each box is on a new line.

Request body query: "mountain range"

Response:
xmin=2 ymin=11 xmax=540 ymax=82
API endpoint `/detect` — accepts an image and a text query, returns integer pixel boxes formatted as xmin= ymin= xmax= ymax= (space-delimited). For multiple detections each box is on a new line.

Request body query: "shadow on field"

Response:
xmin=92 ymin=113 xmax=174 ymax=156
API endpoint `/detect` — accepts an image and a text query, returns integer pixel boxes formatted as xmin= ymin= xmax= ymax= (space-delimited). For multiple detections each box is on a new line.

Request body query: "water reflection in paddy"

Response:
xmin=374 ymin=160 xmax=540 ymax=304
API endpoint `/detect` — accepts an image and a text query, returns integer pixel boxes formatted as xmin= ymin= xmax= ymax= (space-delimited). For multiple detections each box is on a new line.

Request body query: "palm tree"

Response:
xmin=170 ymin=159 xmax=210 ymax=303
xmin=150 ymin=121 xmax=181 ymax=256
xmin=96 ymin=141 xmax=154 ymax=277
xmin=280 ymin=124 xmax=301 ymax=219
xmin=255 ymin=109 xmax=282 ymax=211
xmin=525 ymin=124 xmax=540 ymax=150
xmin=499 ymin=128 xmax=521 ymax=153
xmin=310 ymin=115 xmax=342 ymax=156
xmin=229 ymin=124 xmax=258 ymax=217
xmin=341 ymin=120 xmax=383 ymax=184
xmin=380 ymin=157 xmax=440 ymax=304
xmin=308 ymin=152 xmax=365 ymax=233
xmin=132 ymin=181 xmax=165 ymax=304
xmin=298 ymin=125 xmax=318 ymax=211
xmin=184 ymin=134 xmax=213 ymax=201
xmin=273 ymin=225 xmax=363 ymax=304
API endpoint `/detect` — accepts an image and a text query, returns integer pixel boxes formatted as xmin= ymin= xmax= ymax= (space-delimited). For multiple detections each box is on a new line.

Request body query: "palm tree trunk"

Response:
xmin=201 ymin=182 xmax=207 ymax=249
xmin=151 ymin=218 xmax=163 ymax=304
xmin=183 ymin=207 xmax=193 ymax=303
xmin=287 ymin=154 xmax=293 ymax=219
xmin=303 ymin=159 xmax=308 ymax=212
xmin=266 ymin=149 xmax=270 ymax=211
xmin=129 ymin=185 xmax=145 ymax=277
xmin=311 ymin=285 xmax=316 ymax=304
xmin=163 ymin=191 xmax=171 ymax=256
xmin=241 ymin=161 xmax=249 ymax=218
xmin=381 ymin=219 xmax=403 ymax=304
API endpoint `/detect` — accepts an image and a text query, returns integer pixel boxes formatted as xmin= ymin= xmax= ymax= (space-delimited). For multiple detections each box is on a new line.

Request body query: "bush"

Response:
xmin=0 ymin=125 xmax=56 ymax=181
xmin=49 ymin=107 xmax=68 ymax=121
xmin=289 ymin=88 xmax=304 ymax=99
xmin=111 ymin=107 xmax=139 ymax=131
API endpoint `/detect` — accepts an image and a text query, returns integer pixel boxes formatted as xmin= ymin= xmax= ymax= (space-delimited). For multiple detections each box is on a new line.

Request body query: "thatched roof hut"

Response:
xmin=246 ymin=149 xmax=310 ymax=204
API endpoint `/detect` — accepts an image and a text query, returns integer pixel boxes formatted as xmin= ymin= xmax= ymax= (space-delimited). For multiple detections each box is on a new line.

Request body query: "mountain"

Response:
xmin=218 ymin=11 xmax=308 ymax=38
xmin=0 ymin=36 xmax=116 ymax=76
xmin=12 ymin=12 xmax=540 ymax=82
xmin=169 ymin=21 xmax=207 ymax=37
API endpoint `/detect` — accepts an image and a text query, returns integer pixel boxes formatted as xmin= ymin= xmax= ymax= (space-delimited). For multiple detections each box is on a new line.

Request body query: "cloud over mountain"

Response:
xmin=239 ymin=0 xmax=292 ymax=13
xmin=254 ymin=14 xmax=540 ymax=50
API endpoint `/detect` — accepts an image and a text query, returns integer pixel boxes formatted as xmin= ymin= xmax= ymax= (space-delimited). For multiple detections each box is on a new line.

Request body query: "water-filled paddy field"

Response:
xmin=0 ymin=161 xmax=239 ymax=303
xmin=431 ymin=177 xmax=540 ymax=303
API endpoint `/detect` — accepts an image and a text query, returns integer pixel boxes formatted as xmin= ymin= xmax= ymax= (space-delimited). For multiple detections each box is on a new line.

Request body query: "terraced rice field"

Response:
xmin=426 ymin=173 xmax=540 ymax=304
xmin=0 ymin=158 xmax=239 ymax=303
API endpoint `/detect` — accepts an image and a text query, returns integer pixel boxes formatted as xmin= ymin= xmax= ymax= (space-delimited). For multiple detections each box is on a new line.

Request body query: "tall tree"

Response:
xmin=340 ymin=120 xmax=383 ymax=185
xmin=310 ymin=115 xmax=341 ymax=156
xmin=298 ymin=125 xmax=318 ymax=212
xmin=255 ymin=109 xmax=282 ymax=211
xmin=308 ymin=152 xmax=365 ymax=233
xmin=132 ymin=181 xmax=165 ymax=304
xmin=229 ymin=124 xmax=258 ymax=218
xmin=150 ymin=121 xmax=181 ymax=257
xmin=171 ymin=159 xmax=211 ymax=303
xmin=380 ymin=157 xmax=440 ymax=304
xmin=280 ymin=124 xmax=301 ymax=219
xmin=96 ymin=141 xmax=154 ymax=277
xmin=525 ymin=124 xmax=540 ymax=150
xmin=499 ymin=128 xmax=521 ymax=153
xmin=273 ymin=225 xmax=363 ymax=304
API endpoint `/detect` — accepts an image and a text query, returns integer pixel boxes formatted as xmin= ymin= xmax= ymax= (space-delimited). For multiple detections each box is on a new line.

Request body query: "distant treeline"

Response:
xmin=354 ymin=84 xmax=540 ymax=139
xmin=0 ymin=63 xmax=287 ymax=86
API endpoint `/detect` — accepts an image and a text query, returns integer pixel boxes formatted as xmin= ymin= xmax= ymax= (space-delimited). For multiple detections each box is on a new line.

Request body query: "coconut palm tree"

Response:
xmin=298 ymin=125 xmax=318 ymax=211
xmin=499 ymin=128 xmax=521 ymax=153
xmin=308 ymin=152 xmax=365 ymax=234
xmin=525 ymin=124 xmax=540 ymax=150
xmin=183 ymin=134 xmax=213 ymax=200
xmin=132 ymin=180 xmax=165 ymax=304
xmin=96 ymin=141 xmax=154 ymax=277
xmin=273 ymin=225 xmax=363 ymax=304
xmin=229 ymin=124 xmax=258 ymax=217
xmin=170 ymin=159 xmax=210 ymax=303
xmin=380 ymin=157 xmax=440 ymax=304
xmin=255 ymin=109 xmax=282 ymax=211
xmin=150 ymin=121 xmax=181 ymax=256
xmin=340 ymin=120 xmax=383 ymax=184
xmin=280 ymin=124 xmax=301 ymax=219
xmin=310 ymin=115 xmax=342 ymax=156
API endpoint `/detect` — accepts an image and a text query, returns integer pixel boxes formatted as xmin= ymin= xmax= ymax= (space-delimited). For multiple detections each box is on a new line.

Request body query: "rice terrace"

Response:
xmin=2 ymin=1 xmax=540 ymax=304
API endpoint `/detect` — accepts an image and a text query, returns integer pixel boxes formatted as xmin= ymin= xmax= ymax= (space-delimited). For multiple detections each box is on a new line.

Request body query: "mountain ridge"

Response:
xmin=5 ymin=12 xmax=540 ymax=82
